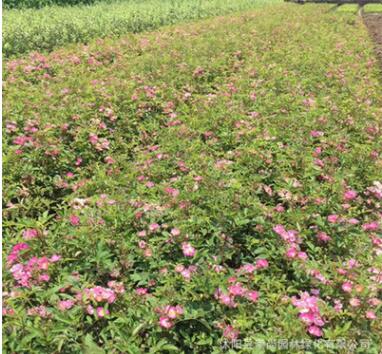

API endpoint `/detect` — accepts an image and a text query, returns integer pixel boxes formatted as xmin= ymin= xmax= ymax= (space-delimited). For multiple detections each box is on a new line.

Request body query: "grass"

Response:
xmin=3 ymin=0 xmax=280 ymax=58
xmin=3 ymin=3 xmax=382 ymax=353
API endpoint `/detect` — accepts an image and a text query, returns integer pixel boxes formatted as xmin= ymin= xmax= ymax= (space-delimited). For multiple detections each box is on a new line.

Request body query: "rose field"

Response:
xmin=2 ymin=2 xmax=382 ymax=353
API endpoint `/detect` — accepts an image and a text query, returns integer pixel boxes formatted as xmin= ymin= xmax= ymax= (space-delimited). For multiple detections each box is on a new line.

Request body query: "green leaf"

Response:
xmin=82 ymin=334 xmax=105 ymax=354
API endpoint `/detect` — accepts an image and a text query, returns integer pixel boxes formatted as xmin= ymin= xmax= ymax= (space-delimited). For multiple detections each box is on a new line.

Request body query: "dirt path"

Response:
xmin=363 ymin=14 xmax=382 ymax=69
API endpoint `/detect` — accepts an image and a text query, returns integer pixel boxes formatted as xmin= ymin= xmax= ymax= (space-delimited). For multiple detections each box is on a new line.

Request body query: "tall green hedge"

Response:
xmin=3 ymin=0 xmax=96 ymax=9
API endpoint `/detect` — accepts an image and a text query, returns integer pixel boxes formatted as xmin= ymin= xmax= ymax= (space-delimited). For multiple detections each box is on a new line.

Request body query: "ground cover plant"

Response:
xmin=2 ymin=3 xmax=382 ymax=353
xmin=3 ymin=0 xmax=279 ymax=58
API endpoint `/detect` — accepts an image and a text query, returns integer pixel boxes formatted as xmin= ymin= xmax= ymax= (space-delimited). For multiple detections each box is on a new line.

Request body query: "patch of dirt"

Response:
xmin=363 ymin=13 xmax=382 ymax=69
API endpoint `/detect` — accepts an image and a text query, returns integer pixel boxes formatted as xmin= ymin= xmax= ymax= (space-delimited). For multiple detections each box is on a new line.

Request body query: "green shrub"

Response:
xmin=363 ymin=4 xmax=382 ymax=12
xmin=3 ymin=0 xmax=279 ymax=58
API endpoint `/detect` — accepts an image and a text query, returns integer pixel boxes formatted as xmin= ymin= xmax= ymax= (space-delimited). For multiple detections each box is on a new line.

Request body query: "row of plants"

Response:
xmin=363 ymin=4 xmax=382 ymax=12
xmin=3 ymin=3 xmax=382 ymax=353
xmin=336 ymin=4 xmax=382 ymax=13
xmin=3 ymin=0 xmax=279 ymax=58
xmin=3 ymin=0 xmax=96 ymax=10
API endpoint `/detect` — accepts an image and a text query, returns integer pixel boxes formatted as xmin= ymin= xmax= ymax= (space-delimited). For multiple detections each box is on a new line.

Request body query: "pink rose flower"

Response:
xmin=171 ymin=228 xmax=181 ymax=236
xmin=362 ymin=222 xmax=379 ymax=232
xmin=310 ymin=130 xmax=324 ymax=138
xmin=255 ymin=259 xmax=269 ymax=269
xmin=316 ymin=232 xmax=331 ymax=242
xmin=96 ymin=307 xmax=109 ymax=318
xmin=366 ymin=311 xmax=376 ymax=320
xmin=149 ymin=223 xmax=160 ymax=232
xmin=181 ymin=242 xmax=196 ymax=257
xmin=308 ymin=325 xmax=322 ymax=337
xmin=223 ymin=325 xmax=240 ymax=340
xmin=349 ymin=298 xmax=361 ymax=307
xmin=245 ymin=290 xmax=259 ymax=303
xmin=58 ymin=300 xmax=75 ymax=311
xmin=344 ymin=189 xmax=357 ymax=201
xmin=22 ymin=229 xmax=39 ymax=240
xmin=341 ymin=281 xmax=353 ymax=293
xmin=135 ymin=288 xmax=148 ymax=296
xmin=327 ymin=214 xmax=340 ymax=223
xmin=69 ymin=215 xmax=80 ymax=226
xmin=159 ymin=316 xmax=173 ymax=329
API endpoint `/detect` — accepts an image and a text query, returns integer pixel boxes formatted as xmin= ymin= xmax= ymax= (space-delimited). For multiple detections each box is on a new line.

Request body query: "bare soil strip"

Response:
xmin=363 ymin=14 xmax=382 ymax=69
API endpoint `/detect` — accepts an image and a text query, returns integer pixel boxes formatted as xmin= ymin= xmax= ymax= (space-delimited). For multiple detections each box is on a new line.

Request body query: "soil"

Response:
xmin=363 ymin=13 xmax=382 ymax=70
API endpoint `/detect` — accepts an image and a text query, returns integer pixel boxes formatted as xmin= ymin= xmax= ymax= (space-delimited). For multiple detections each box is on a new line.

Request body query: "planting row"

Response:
xmin=3 ymin=0 xmax=96 ymax=10
xmin=337 ymin=4 xmax=382 ymax=13
xmin=3 ymin=0 xmax=279 ymax=58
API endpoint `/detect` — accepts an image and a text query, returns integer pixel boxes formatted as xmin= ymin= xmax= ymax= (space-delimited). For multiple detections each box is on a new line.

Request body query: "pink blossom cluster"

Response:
xmin=105 ymin=156 xmax=115 ymax=165
xmin=217 ymin=322 xmax=240 ymax=340
xmin=143 ymin=85 xmax=156 ymax=99
xmin=10 ymin=254 xmax=60 ymax=287
xmin=166 ymin=119 xmax=182 ymax=127
xmin=27 ymin=305 xmax=51 ymax=318
xmin=326 ymin=214 xmax=362 ymax=226
xmin=23 ymin=53 xmax=50 ymax=74
xmin=13 ymin=135 xmax=34 ymax=147
xmin=135 ymin=287 xmax=149 ymax=296
xmin=366 ymin=182 xmax=382 ymax=200
xmin=22 ymin=228 xmax=39 ymax=240
xmin=99 ymin=106 xmax=117 ymax=122
xmin=7 ymin=243 xmax=29 ymax=266
xmin=175 ymin=264 xmax=197 ymax=281
xmin=181 ymin=242 xmax=196 ymax=257
xmin=369 ymin=267 xmax=382 ymax=285
xmin=96 ymin=194 xmax=116 ymax=207
xmin=5 ymin=121 xmax=17 ymax=133
xmin=69 ymin=214 xmax=80 ymax=226
xmin=89 ymin=133 xmax=110 ymax=151
xmin=362 ymin=221 xmax=380 ymax=232
xmin=79 ymin=284 xmax=124 ymax=317
xmin=316 ymin=231 xmax=331 ymax=243
xmin=24 ymin=119 xmax=39 ymax=134
xmin=86 ymin=306 xmax=110 ymax=318
xmin=370 ymin=235 xmax=382 ymax=256
xmin=310 ymin=130 xmax=324 ymax=138
xmin=164 ymin=187 xmax=180 ymax=198
xmin=149 ymin=223 xmax=160 ymax=232
xmin=291 ymin=292 xmax=325 ymax=337
xmin=273 ymin=225 xmax=307 ymax=261
xmin=157 ymin=305 xmax=184 ymax=329
xmin=308 ymin=269 xmax=331 ymax=285
xmin=343 ymin=189 xmax=358 ymax=202
xmin=237 ymin=259 xmax=269 ymax=274
xmin=2 ymin=307 xmax=16 ymax=317
xmin=82 ymin=286 xmax=118 ymax=304
xmin=364 ymin=298 xmax=381 ymax=320
xmin=58 ymin=299 xmax=75 ymax=311
xmin=107 ymin=281 xmax=126 ymax=294
xmin=214 ymin=281 xmax=259 ymax=308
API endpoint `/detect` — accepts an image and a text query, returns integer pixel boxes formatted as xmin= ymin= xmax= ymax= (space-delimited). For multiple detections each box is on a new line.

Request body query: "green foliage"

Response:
xmin=336 ymin=4 xmax=358 ymax=13
xmin=363 ymin=4 xmax=382 ymax=12
xmin=3 ymin=3 xmax=382 ymax=353
xmin=3 ymin=0 xmax=280 ymax=58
